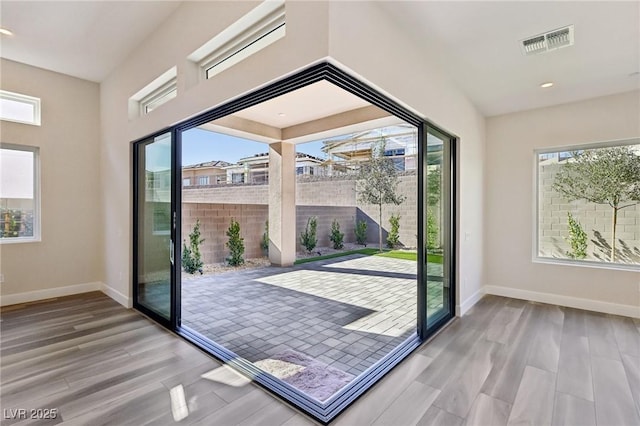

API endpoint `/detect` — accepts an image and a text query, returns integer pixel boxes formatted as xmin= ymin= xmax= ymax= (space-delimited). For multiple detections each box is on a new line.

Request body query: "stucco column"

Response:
xmin=269 ymin=142 xmax=296 ymax=266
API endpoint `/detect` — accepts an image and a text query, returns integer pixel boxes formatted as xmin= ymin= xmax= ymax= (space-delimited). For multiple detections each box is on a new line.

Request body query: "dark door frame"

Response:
xmin=132 ymin=61 xmax=457 ymax=423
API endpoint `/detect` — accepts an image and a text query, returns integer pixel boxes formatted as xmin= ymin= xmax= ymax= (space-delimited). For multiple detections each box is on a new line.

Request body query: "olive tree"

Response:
xmin=357 ymin=140 xmax=406 ymax=251
xmin=553 ymin=145 xmax=640 ymax=262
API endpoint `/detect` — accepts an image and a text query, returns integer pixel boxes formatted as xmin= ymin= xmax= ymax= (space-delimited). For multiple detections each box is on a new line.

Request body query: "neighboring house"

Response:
xmin=321 ymin=125 xmax=418 ymax=174
xmin=186 ymin=152 xmax=325 ymax=186
xmin=181 ymin=160 xmax=231 ymax=187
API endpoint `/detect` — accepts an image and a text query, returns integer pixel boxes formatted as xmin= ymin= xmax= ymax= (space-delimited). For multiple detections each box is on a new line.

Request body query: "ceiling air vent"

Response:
xmin=521 ymin=25 xmax=574 ymax=55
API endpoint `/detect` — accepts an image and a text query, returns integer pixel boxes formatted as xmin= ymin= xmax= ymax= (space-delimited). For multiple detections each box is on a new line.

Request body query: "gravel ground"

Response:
xmin=181 ymin=243 xmax=372 ymax=280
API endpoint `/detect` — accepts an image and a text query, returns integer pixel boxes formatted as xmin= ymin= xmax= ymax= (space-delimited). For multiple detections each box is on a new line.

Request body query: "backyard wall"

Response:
xmin=182 ymin=203 xmax=357 ymax=263
xmin=486 ymin=90 xmax=640 ymax=317
xmin=0 ymin=59 xmax=103 ymax=306
xmin=539 ymin=162 xmax=640 ymax=263
xmin=183 ymin=171 xmax=419 ymax=250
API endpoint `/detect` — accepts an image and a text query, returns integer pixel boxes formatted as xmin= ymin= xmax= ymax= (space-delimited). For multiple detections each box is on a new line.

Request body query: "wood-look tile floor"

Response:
xmin=1 ymin=292 xmax=639 ymax=425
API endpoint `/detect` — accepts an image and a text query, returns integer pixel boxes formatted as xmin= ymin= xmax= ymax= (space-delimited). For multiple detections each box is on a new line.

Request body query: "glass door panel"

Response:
xmin=134 ymin=132 xmax=174 ymax=322
xmin=425 ymin=126 xmax=453 ymax=327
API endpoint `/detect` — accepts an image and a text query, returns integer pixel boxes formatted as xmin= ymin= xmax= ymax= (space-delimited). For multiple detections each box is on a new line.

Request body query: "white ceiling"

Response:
xmin=379 ymin=1 xmax=640 ymax=116
xmin=0 ymin=1 xmax=182 ymax=82
xmin=0 ymin=1 xmax=638 ymax=115
xmin=233 ymin=80 xmax=371 ymax=128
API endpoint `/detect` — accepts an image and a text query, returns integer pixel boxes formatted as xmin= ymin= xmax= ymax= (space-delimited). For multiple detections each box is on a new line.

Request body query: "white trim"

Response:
xmin=485 ymin=285 xmax=640 ymax=318
xmin=0 ymin=282 xmax=102 ymax=307
xmin=0 ymin=90 xmax=41 ymax=126
xmin=0 ymin=144 xmax=41 ymax=243
xmin=129 ymin=67 xmax=177 ymax=118
xmin=192 ymin=0 xmax=286 ymax=80
xmin=100 ymin=283 xmax=131 ymax=308
xmin=457 ymin=287 xmax=486 ymax=316
xmin=532 ymin=138 xmax=640 ymax=269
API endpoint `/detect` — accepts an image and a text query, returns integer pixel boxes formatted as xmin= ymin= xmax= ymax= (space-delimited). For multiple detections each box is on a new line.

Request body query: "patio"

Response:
xmin=181 ymin=253 xmax=443 ymax=378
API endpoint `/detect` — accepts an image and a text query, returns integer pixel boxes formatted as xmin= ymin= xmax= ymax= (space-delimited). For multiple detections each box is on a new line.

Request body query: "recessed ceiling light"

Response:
xmin=0 ymin=28 xmax=13 ymax=36
xmin=540 ymin=82 xmax=554 ymax=88
xmin=278 ymin=112 xmax=285 ymax=117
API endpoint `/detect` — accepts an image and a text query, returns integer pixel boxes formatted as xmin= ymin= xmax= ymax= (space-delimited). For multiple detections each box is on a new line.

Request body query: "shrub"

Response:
xmin=386 ymin=214 xmax=401 ymax=248
xmin=260 ymin=220 xmax=269 ymax=255
xmin=329 ymin=219 xmax=344 ymax=249
xmin=182 ymin=219 xmax=204 ymax=274
xmin=565 ymin=212 xmax=587 ymax=259
xmin=300 ymin=216 xmax=318 ymax=253
xmin=226 ymin=218 xmax=245 ymax=266
xmin=427 ymin=209 xmax=438 ymax=251
xmin=355 ymin=220 xmax=367 ymax=246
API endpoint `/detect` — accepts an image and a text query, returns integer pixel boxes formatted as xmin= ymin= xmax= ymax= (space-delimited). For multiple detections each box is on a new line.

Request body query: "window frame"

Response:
xmin=0 ymin=143 xmax=41 ymax=244
xmin=139 ymin=79 xmax=178 ymax=115
xmin=0 ymin=90 xmax=41 ymax=126
xmin=533 ymin=137 xmax=640 ymax=271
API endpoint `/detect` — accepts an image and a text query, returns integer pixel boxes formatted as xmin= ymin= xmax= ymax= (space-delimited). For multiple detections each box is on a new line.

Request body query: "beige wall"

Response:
xmin=99 ymin=1 xmax=486 ymax=311
xmin=100 ymin=1 xmax=330 ymax=304
xmin=328 ymin=2 xmax=487 ymax=312
xmin=486 ymin=91 xmax=640 ymax=314
xmin=0 ymin=59 xmax=102 ymax=302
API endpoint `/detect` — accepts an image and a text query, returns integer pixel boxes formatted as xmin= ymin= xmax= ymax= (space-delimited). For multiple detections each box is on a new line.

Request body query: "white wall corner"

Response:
xmin=101 ymin=283 xmax=132 ymax=308
xmin=0 ymin=282 xmax=102 ymax=307
xmin=457 ymin=287 xmax=486 ymax=316
xmin=485 ymin=285 xmax=640 ymax=319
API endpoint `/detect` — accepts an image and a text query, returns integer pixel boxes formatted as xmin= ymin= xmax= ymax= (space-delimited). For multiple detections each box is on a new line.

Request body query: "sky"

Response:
xmin=0 ymin=148 xmax=34 ymax=198
xmin=181 ymin=128 xmax=326 ymax=166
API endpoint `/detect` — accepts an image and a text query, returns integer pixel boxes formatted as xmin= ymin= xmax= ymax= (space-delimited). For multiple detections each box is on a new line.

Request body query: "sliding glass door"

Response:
xmin=133 ymin=131 xmax=177 ymax=326
xmin=423 ymin=124 xmax=455 ymax=333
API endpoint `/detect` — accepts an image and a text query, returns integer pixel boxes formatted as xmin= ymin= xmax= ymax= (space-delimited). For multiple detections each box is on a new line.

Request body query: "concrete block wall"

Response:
xmin=296 ymin=206 xmax=358 ymax=252
xmin=183 ymin=203 xmax=359 ymax=263
xmin=182 ymin=203 xmax=268 ymax=264
xmin=539 ymin=163 xmax=640 ymax=262
xmin=357 ymin=173 xmax=419 ymax=249
xmin=182 ymin=172 xmax=420 ymax=258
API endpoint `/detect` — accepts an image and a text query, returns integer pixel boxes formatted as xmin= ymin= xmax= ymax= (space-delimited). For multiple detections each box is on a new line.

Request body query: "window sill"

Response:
xmin=533 ymin=256 xmax=640 ymax=272
xmin=0 ymin=237 xmax=41 ymax=245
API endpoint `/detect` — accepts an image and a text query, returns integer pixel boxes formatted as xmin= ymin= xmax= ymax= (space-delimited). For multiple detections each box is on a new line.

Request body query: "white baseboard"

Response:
xmin=485 ymin=285 xmax=640 ymax=318
xmin=0 ymin=282 xmax=102 ymax=307
xmin=457 ymin=287 xmax=486 ymax=316
xmin=101 ymin=284 xmax=131 ymax=308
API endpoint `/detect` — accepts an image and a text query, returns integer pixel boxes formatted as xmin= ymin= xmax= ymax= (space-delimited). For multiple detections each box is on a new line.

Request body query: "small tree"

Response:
xmin=355 ymin=220 xmax=368 ymax=246
xmin=357 ymin=140 xmax=406 ymax=251
xmin=565 ymin=212 xmax=587 ymax=259
xmin=329 ymin=219 xmax=344 ymax=249
xmin=226 ymin=218 xmax=245 ymax=266
xmin=426 ymin=209 xmax=438 ymax=251
xmin=300 ymin=216 xmax=318 ymax=253
xmin=260 ymin=220 xmax=269 ymax=255
xmin=182 ymin=219 xmax=204 ymax=274
xmin=386 ymin=214 xmax=401 ymax=248
xmin=553 ymin=146 xmax=640 ymax=262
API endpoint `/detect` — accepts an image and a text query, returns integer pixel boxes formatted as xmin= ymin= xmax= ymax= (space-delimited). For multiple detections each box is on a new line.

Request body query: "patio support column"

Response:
xmin=268 ymin=142 xmax=296 ymax=266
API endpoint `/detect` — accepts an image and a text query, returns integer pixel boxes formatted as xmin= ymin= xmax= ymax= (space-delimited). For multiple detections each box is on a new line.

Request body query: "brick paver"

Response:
xmin=181 ymin=254 xmax=443 ymax=379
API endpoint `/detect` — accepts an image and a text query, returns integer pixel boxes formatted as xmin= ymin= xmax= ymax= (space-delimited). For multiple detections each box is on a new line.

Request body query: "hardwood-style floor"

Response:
xmin=1 ymin=292 xmax=639 ymax=425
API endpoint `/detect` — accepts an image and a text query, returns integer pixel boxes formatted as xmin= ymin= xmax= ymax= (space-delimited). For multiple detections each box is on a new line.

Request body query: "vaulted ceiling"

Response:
xmin=1 ymin=1 xmax=638 ymax=116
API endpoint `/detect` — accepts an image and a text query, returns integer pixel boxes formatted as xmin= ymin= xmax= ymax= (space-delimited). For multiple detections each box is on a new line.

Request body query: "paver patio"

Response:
xmin=182 ymin=253 xmax=444 ymax=379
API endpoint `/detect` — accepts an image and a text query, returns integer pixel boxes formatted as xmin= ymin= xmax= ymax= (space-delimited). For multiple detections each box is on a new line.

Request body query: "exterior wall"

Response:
xmin=0 ymin=59 xmax=102 ymax=302
xmin=183 ymin=172 xmax=418 ymax=249
xmin=486 ymin=90 xmax=640 ymax=314
xmin=539 ymin=162 xmax=640 ymax=263
xmin=182 ymin=203 xmax=357 ymax=263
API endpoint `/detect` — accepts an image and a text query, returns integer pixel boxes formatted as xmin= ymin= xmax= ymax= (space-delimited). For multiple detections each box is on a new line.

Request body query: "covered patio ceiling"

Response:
xmin=198 ymin=80 xmax=406 ymax=145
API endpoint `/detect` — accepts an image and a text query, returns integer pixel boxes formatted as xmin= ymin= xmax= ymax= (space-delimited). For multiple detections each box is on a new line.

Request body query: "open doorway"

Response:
xmin=133 ymin=63 xmax=455 ymax=422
